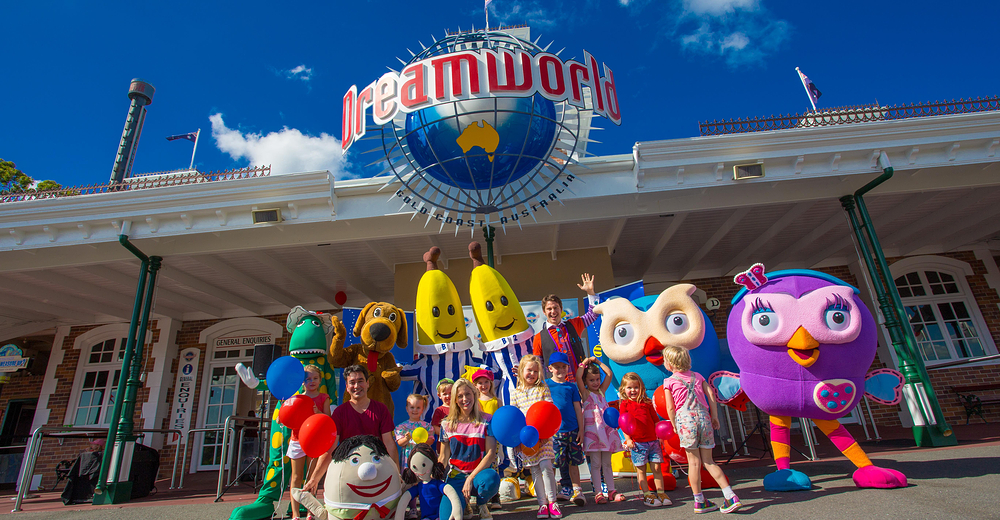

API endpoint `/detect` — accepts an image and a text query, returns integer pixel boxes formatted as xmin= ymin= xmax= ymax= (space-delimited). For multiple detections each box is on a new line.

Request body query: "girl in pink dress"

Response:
xmin=575 ymin=357 xmax=624 ymax=504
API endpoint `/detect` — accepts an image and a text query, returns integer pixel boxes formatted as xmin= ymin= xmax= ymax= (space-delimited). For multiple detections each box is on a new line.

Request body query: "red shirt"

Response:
xmin=331 ymin=399 xmax=393 ymax=442
xmin=431 ymin=406 xmax=449 ymax=428
xmin=619 ymin=399 xmax=659 ymax=442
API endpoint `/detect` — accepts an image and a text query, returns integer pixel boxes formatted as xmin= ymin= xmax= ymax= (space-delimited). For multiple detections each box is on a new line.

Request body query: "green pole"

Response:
xmin=95 ymin=236 xmax=148 ymax=497
xmin=118 ymin=256 xmax=161 ymax=441
xmin=840 ymin=159 xmax=955 ymax=447
xmin=483 ymin=225 xmax=496 ymax=268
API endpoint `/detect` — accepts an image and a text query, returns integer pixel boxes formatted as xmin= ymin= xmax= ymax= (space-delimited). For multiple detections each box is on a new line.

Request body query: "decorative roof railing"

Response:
xmin=0 ymin=165 xmax=271 ymax=204
xmin=698 ymin=96 xmax=1000 ymax=136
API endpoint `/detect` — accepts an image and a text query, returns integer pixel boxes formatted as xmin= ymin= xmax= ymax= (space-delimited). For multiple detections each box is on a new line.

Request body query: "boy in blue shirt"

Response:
xmin=545 ymin=351 xmax=587 ymax=506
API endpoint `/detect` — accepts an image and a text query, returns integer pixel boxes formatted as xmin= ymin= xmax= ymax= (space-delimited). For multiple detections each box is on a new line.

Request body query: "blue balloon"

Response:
xmin=490 ymin=406 xmax=527 ymax=447
xmin=603 ymin=407 xmax=620 ymax=429
xmin=267 ymin=356 xmax=305 ymax=400
xmin=519 ymin=425 xmax=540 ymax=448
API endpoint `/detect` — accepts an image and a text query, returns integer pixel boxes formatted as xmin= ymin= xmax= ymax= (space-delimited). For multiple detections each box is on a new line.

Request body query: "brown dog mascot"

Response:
xmin=329 ymin=302 xmax=405 ymax=415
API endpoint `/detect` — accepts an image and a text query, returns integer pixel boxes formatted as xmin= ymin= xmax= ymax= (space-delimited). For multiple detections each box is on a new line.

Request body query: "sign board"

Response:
xmin=213 ymin=334 xmax=273 ymax=349
xmin=0 ymin=344 xmax=29 ymax=372
xmin=170 ymin=347 xmax=200 ymax=444
xmin=343 ymin=29 xmax=621 ymax=231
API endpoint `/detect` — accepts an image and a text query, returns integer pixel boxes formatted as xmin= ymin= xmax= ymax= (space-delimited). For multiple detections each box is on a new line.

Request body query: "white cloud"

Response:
xmin=682 ymin=0 xmax=758 ymax=16
xmin=209 ymin=113 xmax=353 ymax=178
xmin=284 ymin=64 xmax=313 ymax=82
xmin=621 ymin=0 xmax=789 ymax=67
xmin=720 ymin=32 xmax=750 ymax=51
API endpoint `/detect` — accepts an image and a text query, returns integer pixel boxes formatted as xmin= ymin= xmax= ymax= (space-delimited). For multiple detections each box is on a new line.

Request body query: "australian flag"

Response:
xmin=796 ymin=67 xmax=822 ymax=108
xmin=166 ymin=132 xmax=198 ymax=142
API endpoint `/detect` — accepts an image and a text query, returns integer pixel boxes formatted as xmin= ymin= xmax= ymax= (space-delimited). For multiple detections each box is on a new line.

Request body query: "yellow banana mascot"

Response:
xmin=399 ymin=247 xmax=482 ymax=421
xmin=467 ymin=242 xmax=531 ymax=406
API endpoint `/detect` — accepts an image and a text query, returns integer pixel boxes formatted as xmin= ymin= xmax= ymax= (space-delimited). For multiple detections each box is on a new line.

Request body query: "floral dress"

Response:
xmin=510 ymin=385 xmax=555 ymax=466
xmin=581 ymin=392 xmax=622 ymax=453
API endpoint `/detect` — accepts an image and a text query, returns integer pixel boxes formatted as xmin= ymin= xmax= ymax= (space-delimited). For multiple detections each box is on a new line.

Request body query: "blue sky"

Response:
xmin=3 ymin=0 xmax=998 ymax=188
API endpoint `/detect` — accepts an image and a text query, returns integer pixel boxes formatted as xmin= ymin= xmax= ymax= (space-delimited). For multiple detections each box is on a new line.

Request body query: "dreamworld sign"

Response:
xmin=340 ymin=29 xmax=622 ymax=232
xmin=342 ymin=47 xmax=621 ymax=150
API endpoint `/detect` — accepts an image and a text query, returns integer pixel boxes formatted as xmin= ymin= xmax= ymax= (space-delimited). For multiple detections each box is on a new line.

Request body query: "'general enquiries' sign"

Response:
xmin=171 ymin=347 xmax=200 ymax=444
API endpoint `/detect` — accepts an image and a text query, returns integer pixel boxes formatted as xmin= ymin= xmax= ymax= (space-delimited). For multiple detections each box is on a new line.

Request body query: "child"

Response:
xmin=471 ymin=369 xmax=499 ymax=415
xmin=438 ymin=379 xmax=501 ymax=520
xmin=469 ymin=368 xmax=503 ymax=510
xmin=544 ymin=351 xmax=586 ymax=506
xmin=432 ymin=379 xmax=455 ymax=443
xmin=663 ymin=346 xmax=741 ymax=514
xmin=618 ymin=372 xmax=670 ymax=507
xmin=511 ymin=355 xmax=561 ymax=519
xmin=575 ymin=357 xmax=625 ymax=504
xmin=288 ymin=365 xmax=331 ymax=520
xmin=396 ymin=394 xmax=434 ymax=519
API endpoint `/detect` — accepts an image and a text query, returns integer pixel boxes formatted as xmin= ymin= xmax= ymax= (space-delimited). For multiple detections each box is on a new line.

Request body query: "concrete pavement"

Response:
xmin=6 ymin=441 xmax=998 ymax=519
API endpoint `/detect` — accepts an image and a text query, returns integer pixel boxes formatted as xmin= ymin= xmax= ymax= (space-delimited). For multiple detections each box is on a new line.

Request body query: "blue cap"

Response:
xmin=548 ymin=351 xmax=570 ymax=366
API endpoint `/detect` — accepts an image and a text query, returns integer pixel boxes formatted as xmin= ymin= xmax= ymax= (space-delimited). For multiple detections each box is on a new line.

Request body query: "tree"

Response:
xmin=0 ymin=159 xmax=61 ymax=194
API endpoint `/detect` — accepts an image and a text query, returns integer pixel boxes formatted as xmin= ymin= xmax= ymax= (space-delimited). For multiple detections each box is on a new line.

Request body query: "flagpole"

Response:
xmin=485 ymin=4 xmax=490 ymax=31
xmin=795 ymin=67 xmax=817 ymax=112
xmin=189 ymin=128 xmax=200 ymax=170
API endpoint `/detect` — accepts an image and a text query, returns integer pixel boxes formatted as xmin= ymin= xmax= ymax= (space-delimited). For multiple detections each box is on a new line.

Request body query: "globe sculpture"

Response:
xmin=376 ymin=30 xmax=588 ymax=223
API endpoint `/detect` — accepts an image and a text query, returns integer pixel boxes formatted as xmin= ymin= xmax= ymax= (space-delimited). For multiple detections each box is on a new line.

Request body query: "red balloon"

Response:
xmin=299 ymin=413 xmax=337 ymax=458
xmin=653 ymin=386 xmax=669 ymax=420
xmin=278 ymin=395 xmax=315 ymax=430
xmin=663 ymin=439 xmax=687 ymax=464
xmin=335 ymin=291 xmax=347 ymax=306
xmin=700 ymin=467 xmax=720 ymax=489
xmin=645 ymin=465 xmax=677 ymax=491
xmin=525 ymin=401 xmax=561 ymax=439
xmin=618 ymin=412 xmax=635 ymax=437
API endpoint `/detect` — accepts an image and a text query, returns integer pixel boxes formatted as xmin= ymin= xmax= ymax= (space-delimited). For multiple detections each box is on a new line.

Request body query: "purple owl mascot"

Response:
xmin=711 ymin=264 xmax=907 ymax=491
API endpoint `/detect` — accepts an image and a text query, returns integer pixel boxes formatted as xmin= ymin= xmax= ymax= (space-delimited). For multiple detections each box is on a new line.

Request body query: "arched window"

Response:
xmin=892 ymin=261 xmax=996 ymax=363
xmin=66 ymin=326 xmax=130 ymax=426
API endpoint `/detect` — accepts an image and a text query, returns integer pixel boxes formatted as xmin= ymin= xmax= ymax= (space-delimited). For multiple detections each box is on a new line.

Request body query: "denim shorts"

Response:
xmin=628 ymin=440 xmax=663 ymax=466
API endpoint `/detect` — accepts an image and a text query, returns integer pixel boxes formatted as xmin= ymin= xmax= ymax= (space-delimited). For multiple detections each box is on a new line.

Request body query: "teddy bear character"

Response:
xmin=395 ymin=443 xmax=463 ymax=520
xmin=292 ymin=435 xmax=403 ymax=520
xmin=330 ymin=303 xmax=406 ymax=415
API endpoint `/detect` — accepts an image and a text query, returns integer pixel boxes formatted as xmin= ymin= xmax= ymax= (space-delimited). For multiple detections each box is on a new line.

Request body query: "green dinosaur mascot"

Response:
xmin=229 ymin=306 xmax=344 ymax=520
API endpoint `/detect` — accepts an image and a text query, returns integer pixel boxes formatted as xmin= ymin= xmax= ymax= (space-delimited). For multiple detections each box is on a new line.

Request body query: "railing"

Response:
xmin=175 ymin=426 xmax=232 ymax=490
xmin=0 ymin=165 xmax=271 ymax=204
xmin=699 ymin=96 xmax=1000 ymax=136
xmin=216 ymin=415 xmax=266 ymax=501
xmin=13 ymin=426 xmax=182 ymax=513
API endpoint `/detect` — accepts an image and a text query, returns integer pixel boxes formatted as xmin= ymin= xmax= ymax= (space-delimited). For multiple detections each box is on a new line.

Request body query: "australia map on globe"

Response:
xmin=455 ymin=120 xmax=500 ymax=162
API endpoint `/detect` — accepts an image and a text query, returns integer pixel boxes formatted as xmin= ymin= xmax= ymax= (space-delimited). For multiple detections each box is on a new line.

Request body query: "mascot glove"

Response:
xmin=235 ymin=363 xmax=261 ymax=390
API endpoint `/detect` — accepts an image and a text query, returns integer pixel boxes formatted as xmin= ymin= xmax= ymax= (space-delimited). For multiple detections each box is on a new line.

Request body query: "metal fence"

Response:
xmin=0 ymin=165 xmax=271 ymax=204
xmin=699 ymin=96 xmax=1000 ymax=136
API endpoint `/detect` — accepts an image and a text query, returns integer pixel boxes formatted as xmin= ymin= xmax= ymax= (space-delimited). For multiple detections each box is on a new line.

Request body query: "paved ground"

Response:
xmin=6 ymin=441 xmax=998 ymax=519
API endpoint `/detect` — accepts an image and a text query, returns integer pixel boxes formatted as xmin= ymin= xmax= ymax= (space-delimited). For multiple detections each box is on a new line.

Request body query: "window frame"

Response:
xmin=64 ymin=324 xmax=131 ymax=427
xmin=889 ymin=256 xmax=999 ymax=368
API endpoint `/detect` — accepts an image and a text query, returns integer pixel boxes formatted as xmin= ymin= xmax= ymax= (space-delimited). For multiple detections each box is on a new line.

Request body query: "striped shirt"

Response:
xmin=440 ymin=414 xmax=492 ymax=473
xmin=400 ymin=347 xmax=481 ymax=422
xmin=510 ymin=385 xmax=555 ymax=465
xmin=481 ymin=327 xmax=535 ymax=408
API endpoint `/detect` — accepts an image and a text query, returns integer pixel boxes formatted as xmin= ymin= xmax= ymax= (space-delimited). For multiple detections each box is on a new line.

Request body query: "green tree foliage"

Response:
xmin=0 ymin=159 xmax=62 ymax=194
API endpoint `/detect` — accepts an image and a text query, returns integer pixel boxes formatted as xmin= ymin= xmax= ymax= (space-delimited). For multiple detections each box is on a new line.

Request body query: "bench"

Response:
xmin=951 ymin=383 xmax=1000 ymax=424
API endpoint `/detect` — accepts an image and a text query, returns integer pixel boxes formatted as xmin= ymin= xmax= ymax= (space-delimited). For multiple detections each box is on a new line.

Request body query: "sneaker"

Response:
xmin=656 ymin=493 xmax=672 ymax=507
xmin=720 ymin=496 xmax=742 ymax=514
xmin=556 ymin=487 xmax=572 ymax=502
xmin=478 ymin=504 xmax=493 ymax=519
xmin=693 ymin=499 xmax=719 ymax=513
xmin=594 ymin=493 xmax=608 ymax=504
xmin=489 ymin=495 xmax=502 ymax=510
xmin=536 ymin=505 xmax=550 ymax=519
xmin=548 ymin=503 xmax=563 ymax=519
xmin=608 ymin=490 xmax=626 ymax=502
xmin=643 ymin=493 xmax=657 ymax=507
xmin=465 ymin=502 xmax=475 ymax=519
xmin=571 ymin=488 xmax=586 ymax=506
